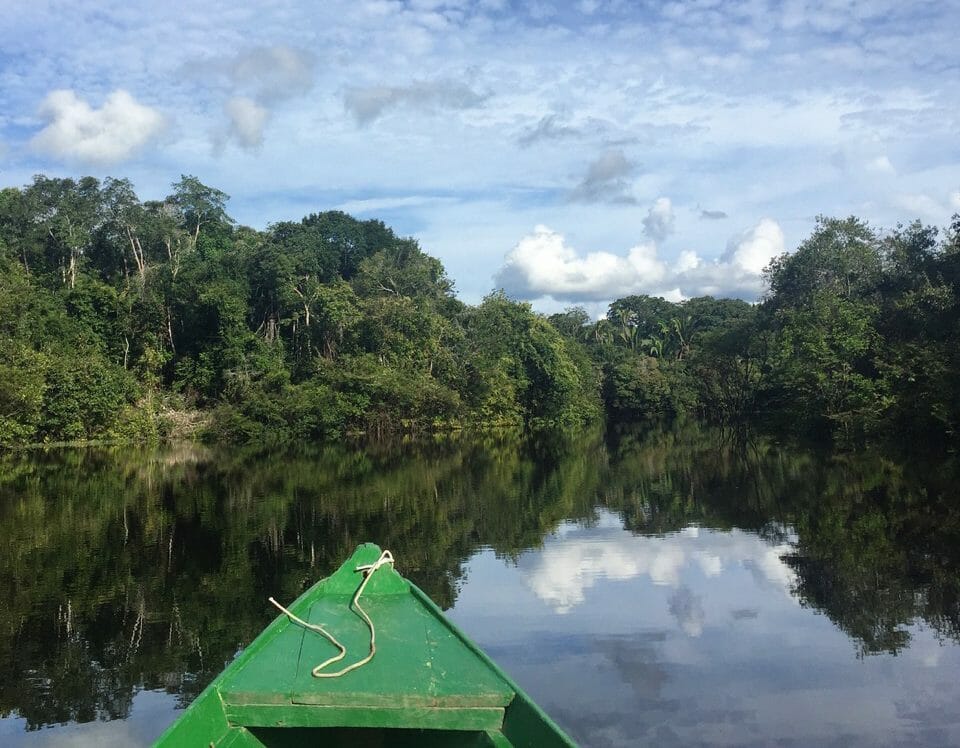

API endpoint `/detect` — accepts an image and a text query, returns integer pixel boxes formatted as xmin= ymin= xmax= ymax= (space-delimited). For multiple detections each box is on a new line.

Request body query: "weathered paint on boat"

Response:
xmin=154 ymin=543 xmax=578 ymax=747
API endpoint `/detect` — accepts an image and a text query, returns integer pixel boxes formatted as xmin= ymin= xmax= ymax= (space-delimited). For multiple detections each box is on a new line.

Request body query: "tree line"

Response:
xmin=560 ymin=214 xmax=960 ymax=445
xmin=1 ymin=174 xmax=958 ymax=446
xmin=0 ymin=174 xmax=599 ymax=444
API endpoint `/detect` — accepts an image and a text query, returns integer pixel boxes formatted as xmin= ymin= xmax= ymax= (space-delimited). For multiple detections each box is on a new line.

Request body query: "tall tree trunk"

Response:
xmin=166 ymin=306 xmax=176 ymax=355
xmin=126 ymin=226 xmax=147 ymax=285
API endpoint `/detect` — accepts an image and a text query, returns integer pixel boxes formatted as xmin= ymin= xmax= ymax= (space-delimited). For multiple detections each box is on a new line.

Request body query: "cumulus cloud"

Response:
xmin=344 ymin=78 xmax=488 ymax=125
xmin=670 ymin=218 xmax=786 ymax=298
xmin=722 ymin=218 xmax=785 ymax=275
xmin=568 ymin=149 xmax=637 ymax=204
xmin=224 ymin=96 xmax=268 ymax=149
xmin=495 ymin=214 xmax=786 ymax=303
xmin=30 ymin=89 xmax=164 ymax=165
xmin=643 ymin=197 xmax=675 ymax=242
xmin=495 ymin=224 xmax=666 ymax=302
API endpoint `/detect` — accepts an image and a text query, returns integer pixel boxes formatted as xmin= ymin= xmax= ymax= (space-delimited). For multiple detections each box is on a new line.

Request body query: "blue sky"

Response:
xmin=2 ymin=0 xmax=958 ymax=313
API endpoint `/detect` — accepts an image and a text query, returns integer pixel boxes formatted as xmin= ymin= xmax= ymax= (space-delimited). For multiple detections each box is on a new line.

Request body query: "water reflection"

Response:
xmin=0 ymin=423 xmax=958 ymax=745
xmin=517 ymin=521 xmax=798 ymax=614
xmin=453 ymin=512 xmax=960 ymax=747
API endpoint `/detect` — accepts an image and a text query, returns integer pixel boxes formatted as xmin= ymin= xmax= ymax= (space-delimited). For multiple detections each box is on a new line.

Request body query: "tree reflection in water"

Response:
xmin=0 ymin=423 xmax=957 ymax=735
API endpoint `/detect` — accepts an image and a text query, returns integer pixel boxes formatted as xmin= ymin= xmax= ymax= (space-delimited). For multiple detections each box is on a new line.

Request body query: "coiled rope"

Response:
xmin=268 ymin=549 xmax=395 ymax=678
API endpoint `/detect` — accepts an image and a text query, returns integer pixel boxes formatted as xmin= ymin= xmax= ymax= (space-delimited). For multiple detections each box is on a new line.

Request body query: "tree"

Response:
xmin=24 ymin=176 xmax=104 ymax=289
xmin=765 ymin=216 xmax=881 ymax=306
xmin=166 ymin=176 xmax=233 ymax=250
xmin=99 ymin=177 xmax=149 ymax=286
xmin=607 ymin=295 xmax=679 ymax=340
xmin=548 ymin=307 xmax=591 ymax=340
xmin=0 ymin=187 xmax=38 ymax=272
xmin=763 ymin=217 xmax=885 ymax=438
xmin=464 ymin=293 xmax=599 ymax=428
xmin=353 ymin=241 xmax=454 ymax=301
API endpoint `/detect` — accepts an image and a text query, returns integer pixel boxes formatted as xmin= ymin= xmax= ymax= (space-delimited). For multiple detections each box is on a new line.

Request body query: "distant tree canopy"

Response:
xmin=1 ymin=174 xmax=958 ymax=447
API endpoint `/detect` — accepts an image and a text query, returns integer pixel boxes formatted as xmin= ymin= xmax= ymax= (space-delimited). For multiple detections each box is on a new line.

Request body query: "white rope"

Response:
xmin=268 ymin=549 xmax=395 ymax=678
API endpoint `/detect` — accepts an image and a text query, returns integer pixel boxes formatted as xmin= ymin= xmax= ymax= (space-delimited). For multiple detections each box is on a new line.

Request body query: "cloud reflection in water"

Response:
xmin=517 ymin=516 xmax=798 ymax=617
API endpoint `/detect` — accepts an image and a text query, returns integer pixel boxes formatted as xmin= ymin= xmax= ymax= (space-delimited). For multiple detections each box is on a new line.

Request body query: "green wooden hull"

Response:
xmin=154 ymin=544 xmax=577 ymax=747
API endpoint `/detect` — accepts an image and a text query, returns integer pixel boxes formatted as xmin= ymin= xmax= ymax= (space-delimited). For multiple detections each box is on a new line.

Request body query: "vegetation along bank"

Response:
xmin=1 ymin=174 xmax=958 ymax=447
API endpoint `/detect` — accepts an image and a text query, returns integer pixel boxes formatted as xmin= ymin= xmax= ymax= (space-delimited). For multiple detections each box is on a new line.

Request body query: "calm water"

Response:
xmin=1 ymin=424 xmax=959 ymax=747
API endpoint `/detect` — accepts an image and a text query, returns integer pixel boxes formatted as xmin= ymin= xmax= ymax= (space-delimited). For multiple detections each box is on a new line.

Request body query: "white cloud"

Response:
xmin=666 ymin=218 xmax=785 ymax=299
xmin=949 ymin=191 xmax=960 ymax=212
xmin=674 ymin=249 xmax=700 ymax=273
xmin=495 ymin=224 xmax=666 ymax=302
xmin=893 ymin=193 xmax=947 ymax=219
xmin=495 ymin=215 xmax=785 ymax=303
xmin=30 ymin=89 xmax=164 ymax=165
xmin=722 ymin=217 xmax=785 ymax=275
xmin=832 ymin=148 xmax=897 ymax=178
xmin=643 ymin=196 xmax=675 ymax=242
xmin=224 ymin=96 xmax=269 ymax=149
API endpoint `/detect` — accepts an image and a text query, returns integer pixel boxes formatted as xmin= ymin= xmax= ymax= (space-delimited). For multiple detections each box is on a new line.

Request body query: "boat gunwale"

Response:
xmin=152 ymin=545 xmax=577 ymax=747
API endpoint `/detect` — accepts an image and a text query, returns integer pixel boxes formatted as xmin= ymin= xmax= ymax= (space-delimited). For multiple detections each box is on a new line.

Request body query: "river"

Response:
xmin=1 ymin=423 xmax=959 ymax=746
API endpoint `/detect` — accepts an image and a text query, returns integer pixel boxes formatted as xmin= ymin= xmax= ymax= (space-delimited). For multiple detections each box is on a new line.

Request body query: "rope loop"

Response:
xmin=268 ymin=549 xmax=395 ymax=678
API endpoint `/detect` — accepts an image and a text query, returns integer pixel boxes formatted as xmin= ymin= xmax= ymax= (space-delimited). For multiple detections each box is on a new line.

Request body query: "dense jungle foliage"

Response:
xmin=1 ymin=174 xmax=958 ymax=446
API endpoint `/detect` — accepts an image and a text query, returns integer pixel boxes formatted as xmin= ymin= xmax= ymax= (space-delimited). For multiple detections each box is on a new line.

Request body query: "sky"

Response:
xmin=2 ymin=0 xmax=959 ymax=315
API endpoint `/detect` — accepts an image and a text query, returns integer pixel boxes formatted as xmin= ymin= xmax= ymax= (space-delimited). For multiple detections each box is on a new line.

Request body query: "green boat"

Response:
xmin=154 ymin=543 xmax=577 ymax=747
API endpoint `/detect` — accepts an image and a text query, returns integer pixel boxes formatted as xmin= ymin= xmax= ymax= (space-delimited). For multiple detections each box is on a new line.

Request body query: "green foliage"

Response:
xmin=547 ymin=307 xmax=591 ymax=340
xmin=606 ymin=355 xmax=673 ymax=417
xmin=604 ymin=353 xmax=695 ymax=420
xmin=760 ymin=217 xmax=887 ymax=439
xmin=105 ymin=397 xmax=163 ymax=443
xmin=166 ymin=175 xmax=234 ymax=246
xmin=765 ymin=216 xmax=881 ymax=306
xmin=3 ymin=171 xmax=959 ymax=446
xmin=608 ymin=294 xmax=680 ymax=339
xmin=40 ymin=352 xmax=138 ymax=441
xmin=465 ymin=293 xmax=600 ymax=429
xmin=0 ymin=342 xmax=47 ymax=443
xmin=688 ymin=315 xmax=768 ymax=423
